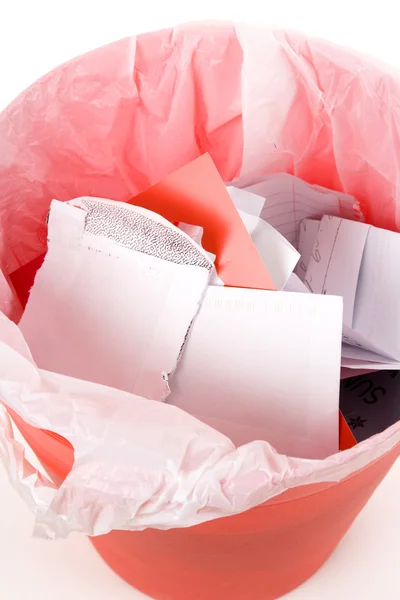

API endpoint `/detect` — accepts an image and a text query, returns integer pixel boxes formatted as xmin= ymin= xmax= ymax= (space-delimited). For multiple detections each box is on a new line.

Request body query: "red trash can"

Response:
xmin=1 ymin=22 xmax=400 ymax=600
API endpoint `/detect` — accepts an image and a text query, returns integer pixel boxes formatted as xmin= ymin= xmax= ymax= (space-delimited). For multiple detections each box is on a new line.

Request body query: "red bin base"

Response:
xmin=10 ymin=410 xmax=400 ymax=600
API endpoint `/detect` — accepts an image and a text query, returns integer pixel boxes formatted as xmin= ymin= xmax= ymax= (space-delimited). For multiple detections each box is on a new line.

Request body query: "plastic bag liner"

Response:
xmin=0 ymin=21 xmax=400 ymax=600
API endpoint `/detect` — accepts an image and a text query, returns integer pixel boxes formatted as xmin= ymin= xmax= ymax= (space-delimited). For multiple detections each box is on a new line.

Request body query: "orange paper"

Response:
xmin=130 ymin=154 xmax=276 ymax=290
xmin=10 ymin=155 xmax=276 ymax=307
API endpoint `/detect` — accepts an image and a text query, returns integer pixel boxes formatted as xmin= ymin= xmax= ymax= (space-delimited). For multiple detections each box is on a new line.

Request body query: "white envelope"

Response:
xmin=168 ymin=286 xmax=343 ymax=459
xmin=19 ymin=198 xmax=212 ymax=400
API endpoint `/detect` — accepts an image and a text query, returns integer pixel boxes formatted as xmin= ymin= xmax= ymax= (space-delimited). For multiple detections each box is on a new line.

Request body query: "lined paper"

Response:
xmin=238 ymin=173 xmax=363 ymax=248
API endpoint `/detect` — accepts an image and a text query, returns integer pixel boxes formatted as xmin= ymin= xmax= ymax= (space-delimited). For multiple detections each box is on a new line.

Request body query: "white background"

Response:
xmin=0 ymin=1 xmax=399 ymax=598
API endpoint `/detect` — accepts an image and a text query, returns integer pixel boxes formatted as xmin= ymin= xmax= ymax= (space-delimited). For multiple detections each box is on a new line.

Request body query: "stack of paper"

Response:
xmin=299 ymin=215 xmax=400 ymax=370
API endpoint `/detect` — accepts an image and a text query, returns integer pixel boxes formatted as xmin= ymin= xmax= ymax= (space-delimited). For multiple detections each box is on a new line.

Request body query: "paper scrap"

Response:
xmin=168 ymin=285 xmax=343 ymax=459
xmin=341 ymin=358 xmax=400 ymax=370
xmin=226 ymin=185 xmax=265 ymax=217
xmin=19 ymin=198 xmax=212 ymax=400
xmin=295 ymin=218 xmax=320 ymax=281
xmin=236 ymin=173 xmax=364 ymax=248
xmin=283 ymin=273 xmax=310 ymax=294
xmin=304 ymin=215 xmax=400 ymax=366
xmin=304 ymin=216 xmax=370 ymax=327
xmin=227 ymin=187 xmax=300 ymax=289
xmin=352 ymin=225 xmax=400 ymax=361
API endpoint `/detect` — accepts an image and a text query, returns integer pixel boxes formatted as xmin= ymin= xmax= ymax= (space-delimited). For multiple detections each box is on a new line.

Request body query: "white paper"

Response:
xmin=304 ymin=216 xmax=370 ymax=327
xmin=283 ymin=273 xmax=310 ymax=294
xmin=341 ymin=357 xmax=400 ymax=370
xmin=352 ymin=225 xmax=400 ymax=361
xmin=177 ymin=223 xmax=221 ymax=283
xmin=341 ymin=344 xmax=397 ymax=364
xmin=227 ymin=187 xmax=300 ymax=289
xmin=304 ymin=215 xmax=400 ymax=364
xmin=295 ymin=218 xmax=320 ymax=281
xmin=226 ymin=185 xmax=265 ymax=217
xmin=177 ymin=223 xmax=204 ymax=245
xmin=168 ymin=286 xmax=343 ymax=459
xmin=236 ymin=173 xmax=363 ymax=247
xmin=237 ymin=209 xmax=299 ymax=289
xmin=19 ymin=198 xmax=212 ymax=400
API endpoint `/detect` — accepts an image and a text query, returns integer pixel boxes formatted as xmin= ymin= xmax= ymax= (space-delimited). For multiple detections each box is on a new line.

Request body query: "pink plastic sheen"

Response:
xmin=1 ymin=23 xmax=400 ymax=276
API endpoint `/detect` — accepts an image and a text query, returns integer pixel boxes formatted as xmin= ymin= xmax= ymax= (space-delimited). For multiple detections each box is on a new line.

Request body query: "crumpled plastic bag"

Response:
xmin=0 ymin=22 xmax=400 ymax=538
xmin=1 ymin=311 xmax=399 ymax=538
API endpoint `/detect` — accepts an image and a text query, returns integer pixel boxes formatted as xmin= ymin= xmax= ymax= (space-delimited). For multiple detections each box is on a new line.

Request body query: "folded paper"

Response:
xmin=296 ymin=219 xmax=321 ymax=282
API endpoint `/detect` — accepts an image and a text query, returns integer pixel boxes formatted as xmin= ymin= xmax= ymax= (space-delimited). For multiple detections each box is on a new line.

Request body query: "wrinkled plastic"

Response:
xmin=0 ymin=310 xmax=399 ymax=539
xmin=0 ymin=270 xmax=22 ymax=322
xmin=0 ymin=23 xmax=400 ymax=542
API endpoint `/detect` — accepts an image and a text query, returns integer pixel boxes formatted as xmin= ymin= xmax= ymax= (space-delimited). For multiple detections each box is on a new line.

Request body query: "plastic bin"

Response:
xmin=1 ymin=22 xmax=400 ymax=600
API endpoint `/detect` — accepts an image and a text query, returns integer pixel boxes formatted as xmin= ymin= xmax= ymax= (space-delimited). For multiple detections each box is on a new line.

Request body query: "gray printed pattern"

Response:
xmin=78 ymin=198 xmax=212 ymax=270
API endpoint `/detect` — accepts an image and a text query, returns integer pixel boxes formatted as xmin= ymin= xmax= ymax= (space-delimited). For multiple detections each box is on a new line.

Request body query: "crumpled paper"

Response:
xmin=0 ymin=22 xmax=400 ymax=538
